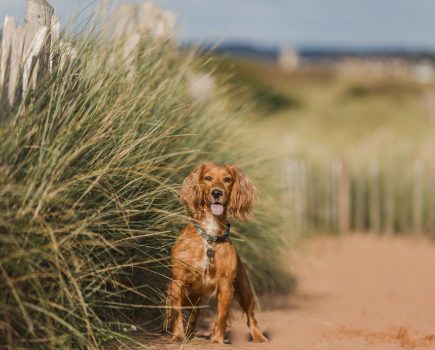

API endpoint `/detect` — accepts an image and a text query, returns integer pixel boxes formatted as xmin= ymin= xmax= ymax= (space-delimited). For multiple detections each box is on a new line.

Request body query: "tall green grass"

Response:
xmin=0 ymin=27 xmax=292 ymax=349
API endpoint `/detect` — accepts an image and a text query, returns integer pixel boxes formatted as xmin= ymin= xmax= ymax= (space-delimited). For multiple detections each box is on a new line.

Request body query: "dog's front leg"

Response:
xmin=168 ymin=280 xmax=185 ymax=341
xmin=211 ymin=282 xmax=233 ymax=344
xmin=234 ymin=257 xmax=268 ymax=343
xmin=186 ymin=296 xmax=202 ymax=337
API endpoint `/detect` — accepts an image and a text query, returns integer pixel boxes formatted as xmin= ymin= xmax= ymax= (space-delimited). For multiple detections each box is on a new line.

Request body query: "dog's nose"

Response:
xmin=212 ymin=189 xmax=223 ymax=199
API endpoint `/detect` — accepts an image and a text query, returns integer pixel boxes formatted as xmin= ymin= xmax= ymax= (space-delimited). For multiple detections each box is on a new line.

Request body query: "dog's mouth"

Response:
xmin=210 ymin=203 xmax=225 ymax=216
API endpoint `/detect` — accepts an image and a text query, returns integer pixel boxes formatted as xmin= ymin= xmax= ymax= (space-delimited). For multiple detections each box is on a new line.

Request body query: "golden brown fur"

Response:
xmin=166 ymin=162 xmax=267 ymax=344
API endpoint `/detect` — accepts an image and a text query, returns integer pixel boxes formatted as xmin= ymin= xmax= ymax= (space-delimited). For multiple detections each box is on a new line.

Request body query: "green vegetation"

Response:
xmin=202 ymin=56 xmax=434 ymax=158
xmin=0 ymin=32 xmax=292 ymax=349
xmin=198 ymin=55 xmax=302 ymax=113
xmin=205 ymin=55 xmax=435 ymax=235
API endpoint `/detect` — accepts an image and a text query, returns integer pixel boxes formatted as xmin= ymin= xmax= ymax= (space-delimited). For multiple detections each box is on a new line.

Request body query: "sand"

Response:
xmin=111 ymin=234 xmax=435 ymax=350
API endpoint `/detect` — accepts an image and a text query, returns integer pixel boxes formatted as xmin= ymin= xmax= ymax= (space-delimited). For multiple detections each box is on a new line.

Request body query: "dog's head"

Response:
xmin=180 ymin=162 xmax=256 ymax=221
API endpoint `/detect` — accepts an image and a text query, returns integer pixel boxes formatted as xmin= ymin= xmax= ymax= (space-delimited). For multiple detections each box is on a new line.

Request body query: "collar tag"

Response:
xmin=206 ymin=247 xmax=214 ymax=259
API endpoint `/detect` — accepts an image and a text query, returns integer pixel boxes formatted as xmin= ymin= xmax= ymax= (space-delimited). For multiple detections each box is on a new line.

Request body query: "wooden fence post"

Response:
xmin=25 ymin=0 xmax=53 ymax=26
xmin=384 ymin=160 xmax=395 ymax=235
xmin=0 ymin=17 xmax=18 ymax=113
xmin=285 ymin=160 xmax=307 ymax=234
xmin=324 ymin=165 xmax=334 ymax=231
xmin=0 ymin=0 xmax=55 ymax=118
xmin=354 ymin=166 xmax=365 ymax=232
xmin=369 ymin=161 xmax=381 ymax=233
xmin=413 ymin=161 xmax=424 ymax=236
xmin=25 ymin=0 xmax=53 ymax=94
xmin=330 ymin=161 xmax=338 ymax=232
xmin=337 ymin=159 xmax=350 ymax=234
xmin=428 ymin=164 xmax=435 ymax=238
xmin=296 ymin=161 xmax=307 ymax=233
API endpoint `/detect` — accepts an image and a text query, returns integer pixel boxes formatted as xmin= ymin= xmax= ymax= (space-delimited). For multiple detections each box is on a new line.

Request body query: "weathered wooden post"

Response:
xmin=413 ymin=161 xmax=424 ymax=236
xmin=428 ymin=163 xmax=435 ymax=238
xmin=24 ymin=0 xmax=54 ymax=95
xmin=286 ymin=160 xmax=308 ymax=234
xmin=323 ymin=166 xmax=333 ymax=231
xmin=369 ymin=161 xmax=381 ymax=233
xmin=0 ymin=0 xmax=55 ymax=119
xmin=330 ymin=161 xmax=338 ymax=232
xmin=25 ymin=0 xmax=53 ymax=26
xmin=290 ymin=161 xmax=307 ymax=234
xmin=384 ymin=160 xmax=395 ymax=235
xmin=337 ymin=159 xmax=350 ymax=234
xmin=354 ymin=165 xmax=366 ymax=232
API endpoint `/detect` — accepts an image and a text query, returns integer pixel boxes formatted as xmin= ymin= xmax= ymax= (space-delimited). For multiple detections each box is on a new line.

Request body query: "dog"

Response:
xmin=166 ymin=162 xmax=268 ymax=344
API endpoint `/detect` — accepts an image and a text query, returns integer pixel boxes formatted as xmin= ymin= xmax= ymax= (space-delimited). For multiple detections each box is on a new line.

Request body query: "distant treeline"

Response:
xmin=183 ymin=41 xmax=435 ymax=62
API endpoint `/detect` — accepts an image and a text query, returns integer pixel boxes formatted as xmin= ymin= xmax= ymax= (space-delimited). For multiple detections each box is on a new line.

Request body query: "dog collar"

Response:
xmin=194 ymin=223 xmax=231 ymax=243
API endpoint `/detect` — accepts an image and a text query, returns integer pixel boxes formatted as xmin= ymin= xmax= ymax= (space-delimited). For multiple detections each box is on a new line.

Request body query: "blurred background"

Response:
xmin=122 ymin=0 xmax=435 ymax=236
xmin=169 ymin=0 xmax=435 ymax=237
xmin=2 ymin=1 xmax=435 ymax=349
xmin=83 ymin=0 xmax=435 ymax=236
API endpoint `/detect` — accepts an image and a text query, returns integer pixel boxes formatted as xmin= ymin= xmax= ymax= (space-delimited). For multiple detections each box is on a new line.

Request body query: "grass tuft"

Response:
xmin=0 ymin=22 xmax=292 ymax=350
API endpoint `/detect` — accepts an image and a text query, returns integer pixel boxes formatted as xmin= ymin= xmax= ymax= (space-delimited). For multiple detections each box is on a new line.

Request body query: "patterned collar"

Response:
xmin=194 ymin=223 xmax=231 ymax=243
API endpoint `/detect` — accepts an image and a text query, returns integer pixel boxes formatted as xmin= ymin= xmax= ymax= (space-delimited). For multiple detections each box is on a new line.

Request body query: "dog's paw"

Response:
xmin=211 ymin=334 xmax=224 ymax=344
xmin=170 ymin=333 xmax=184 ymax=342
xmin=252 ymin=330 xmax=268 ymax=343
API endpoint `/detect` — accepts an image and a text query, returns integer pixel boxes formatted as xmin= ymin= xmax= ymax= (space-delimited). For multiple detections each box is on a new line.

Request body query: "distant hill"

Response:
xmin=184 ymin=41 xmax=435 ymax=62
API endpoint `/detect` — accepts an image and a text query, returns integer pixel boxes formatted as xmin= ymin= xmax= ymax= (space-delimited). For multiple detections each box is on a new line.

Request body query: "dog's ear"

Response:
xmin=229 ymin=167 xmax=256 ymax=221
xmin=180 ymin=163 xmax=206 ymax=219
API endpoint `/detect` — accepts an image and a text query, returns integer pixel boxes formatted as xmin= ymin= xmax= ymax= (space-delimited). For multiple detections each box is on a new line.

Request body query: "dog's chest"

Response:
xmin=188 ymin=218 xmax=237 ymax=294
xmin=200 ymin=246 xmax=234 ymax=294
xmin=199 ymin=218 xmax=220 ymax=280
xmin=200 ymin=238 xmax=217 ymax=290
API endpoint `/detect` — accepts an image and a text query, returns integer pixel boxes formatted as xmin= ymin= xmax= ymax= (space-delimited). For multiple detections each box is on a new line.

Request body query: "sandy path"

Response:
xmin=116 ymin=234 xmax=435 ymax=349
xmin=230 ymin=234 xmax=435 ymax=350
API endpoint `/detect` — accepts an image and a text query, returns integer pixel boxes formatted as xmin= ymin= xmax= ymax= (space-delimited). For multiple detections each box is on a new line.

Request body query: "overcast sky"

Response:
xmin=1 ymin=0 xmax=435 ymax=49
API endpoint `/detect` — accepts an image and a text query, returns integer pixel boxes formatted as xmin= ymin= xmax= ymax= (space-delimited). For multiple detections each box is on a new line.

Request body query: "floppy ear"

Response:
xmin=180 ymin=163 xmax=206 ymax=219
xmin=229 ymin=167 xmax=256 ymax=221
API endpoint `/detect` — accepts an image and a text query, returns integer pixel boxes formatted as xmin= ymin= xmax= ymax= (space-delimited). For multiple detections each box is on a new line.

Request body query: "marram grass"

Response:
xmin=0 ymin=27 xmax=292 ymax=349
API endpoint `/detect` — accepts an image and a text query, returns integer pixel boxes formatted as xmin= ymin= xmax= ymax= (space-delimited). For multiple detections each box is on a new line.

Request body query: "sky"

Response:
xmin=1 ymin=0 xmax=435 ymax=50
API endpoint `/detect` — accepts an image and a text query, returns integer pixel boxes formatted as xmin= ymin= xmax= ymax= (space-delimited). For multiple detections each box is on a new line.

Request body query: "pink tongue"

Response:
xmin=211 ymin=204 xmax=224 ymax=215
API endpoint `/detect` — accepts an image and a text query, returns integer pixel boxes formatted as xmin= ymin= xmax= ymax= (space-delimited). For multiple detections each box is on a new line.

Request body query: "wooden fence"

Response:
xmin=0 ymin=0 xmax=176 ymax=120
xmin=0 ymin=0 xmax=60 ymax=119
xmin=285 ymin=158 xmax=435 ymax=236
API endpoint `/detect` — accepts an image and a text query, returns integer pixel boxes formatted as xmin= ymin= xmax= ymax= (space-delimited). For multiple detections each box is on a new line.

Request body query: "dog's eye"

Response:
xmin=224 ymin=177 xmax=232 ymax=183
xmin=204 ymin=176 xmax=212 ymax=182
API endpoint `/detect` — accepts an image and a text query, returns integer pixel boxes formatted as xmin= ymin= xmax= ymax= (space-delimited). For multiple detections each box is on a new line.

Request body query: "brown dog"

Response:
xmin=166 ymin=162 xmax=267 ymax=344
